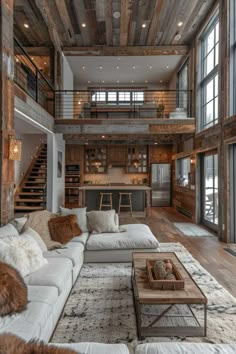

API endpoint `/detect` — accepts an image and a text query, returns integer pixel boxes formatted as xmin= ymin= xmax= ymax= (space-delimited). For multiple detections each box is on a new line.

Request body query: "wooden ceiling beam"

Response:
xmin=146 ymin=0 xmax=164 ymax=45
xmin=105 ymin=0 xmax=113 ymax=45
xmin=120 ymin=0 xmax=132 ymax=46
xmin=54 ymin=0 xmax=77 ymax=45
xmin=63 ymin=45 xmax=190 ymax=56
xmin=34 ymin=0 xmax=62 ymax=51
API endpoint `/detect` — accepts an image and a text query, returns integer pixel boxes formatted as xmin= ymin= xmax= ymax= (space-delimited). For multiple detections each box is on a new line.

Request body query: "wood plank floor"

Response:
xmin=120 ymin=207 xmax=236 ymax=298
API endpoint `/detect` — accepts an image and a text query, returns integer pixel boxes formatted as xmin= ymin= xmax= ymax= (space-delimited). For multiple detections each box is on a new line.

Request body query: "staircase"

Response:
xmin=14 ymin=144 xmax=47 ymax=214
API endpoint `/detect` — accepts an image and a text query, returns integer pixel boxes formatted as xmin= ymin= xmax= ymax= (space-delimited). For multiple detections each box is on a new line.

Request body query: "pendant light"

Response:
xmin=91 ymin=158 xmax=102 ymax=168
xmin=131 ymin=146 xmax=141 ymax=168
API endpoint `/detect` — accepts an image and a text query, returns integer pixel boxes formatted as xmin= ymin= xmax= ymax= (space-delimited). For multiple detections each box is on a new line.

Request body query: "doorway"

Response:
xmin=201 ymin=151 xmax=218 ymax=230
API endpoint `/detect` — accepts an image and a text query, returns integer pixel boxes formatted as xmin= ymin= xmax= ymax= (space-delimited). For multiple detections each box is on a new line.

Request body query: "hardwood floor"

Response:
xmin=120 ymin=207 xmax=236 ymax=298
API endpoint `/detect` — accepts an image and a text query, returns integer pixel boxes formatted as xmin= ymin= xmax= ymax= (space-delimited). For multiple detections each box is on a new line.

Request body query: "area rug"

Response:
xmin=174 ymin=223 xmax=215 ymax=237
xmin=51 ymin=243 xmax=236 ymax=345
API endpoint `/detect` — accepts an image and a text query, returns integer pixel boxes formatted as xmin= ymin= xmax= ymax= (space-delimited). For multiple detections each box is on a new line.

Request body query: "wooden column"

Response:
xmin=0 ymin=0 xmax=15 ymax=224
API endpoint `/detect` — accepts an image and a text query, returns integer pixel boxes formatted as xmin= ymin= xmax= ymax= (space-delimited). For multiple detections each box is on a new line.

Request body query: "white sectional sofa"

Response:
xmin=0 ymin=216 xmax=235 ymax=354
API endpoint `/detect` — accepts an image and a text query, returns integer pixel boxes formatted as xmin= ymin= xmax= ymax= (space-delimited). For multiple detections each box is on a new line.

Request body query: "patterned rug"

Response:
xmin=174 ymin=223 xmax=215 ymax=237
xmin=51 ymin=243 xmax=236 ymax=345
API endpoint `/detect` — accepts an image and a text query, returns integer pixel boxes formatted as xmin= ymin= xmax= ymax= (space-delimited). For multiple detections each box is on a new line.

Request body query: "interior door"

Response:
xmin=201 ymin=151 xmax=218 ymax=230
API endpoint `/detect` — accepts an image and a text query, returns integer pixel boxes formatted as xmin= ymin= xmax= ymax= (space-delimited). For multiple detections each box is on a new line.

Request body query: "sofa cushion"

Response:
xmin=86 ymin=224 xmax=159 ymax=250
xmin=0 ymin=262 xmax=27 ymax=317
xmin=48 ymin=215 xmax=82 ymax=244
xmin=87 ymin=210 xmax=119 ymax=234
xmin=24 ymin=258 xmax=72 ymax=295
xmin=70 ymin=232 xmax=89 ymax=246
xmin=28 ymin=285 xmax=58 ymax=305
xmin=0 ymin=334 xmax=77 ymax=354
xmin=0 ymin=224 xmax=19 ymax=238
xmin=135 ymin=343 xmax=236 ymax=354
xmin=23 ymin=210 xmax=61 ymax=250
xmin=55 ymin=342 xmax=130 ymax=354
xmin=0 ymin=235 xmax=48 ymax=277
xmin=44 ymin=242 xmax=84 ymax=267
xmin=60 ymin=206 xmax=88 ymax=232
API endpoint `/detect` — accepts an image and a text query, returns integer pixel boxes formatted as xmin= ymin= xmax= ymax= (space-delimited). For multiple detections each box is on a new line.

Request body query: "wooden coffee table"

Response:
xmin=132 ymin=252 xmax=207 ymax=339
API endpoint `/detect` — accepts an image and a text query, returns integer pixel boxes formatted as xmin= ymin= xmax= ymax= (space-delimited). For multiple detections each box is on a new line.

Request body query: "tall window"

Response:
xmin=230 ymin=0 xmax=236 ymax=115
xmin=198 ymin=13 xmax=219 ymax=131
xmin=177 ymin=60 xmax=189 ymax=113
xmin=176 ymin=157 xmax=190 ymax=187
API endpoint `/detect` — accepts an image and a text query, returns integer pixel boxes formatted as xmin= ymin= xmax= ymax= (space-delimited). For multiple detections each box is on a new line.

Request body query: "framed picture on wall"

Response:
xmin=57 ymin=151 xmax=62 ymax=178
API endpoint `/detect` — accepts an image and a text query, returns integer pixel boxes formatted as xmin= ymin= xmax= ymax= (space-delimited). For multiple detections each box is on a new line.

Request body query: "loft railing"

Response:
xmin=54 ymin=89 xmax=192 ymax=120
xmin=14 ymin=37 xmax=55 ymax=116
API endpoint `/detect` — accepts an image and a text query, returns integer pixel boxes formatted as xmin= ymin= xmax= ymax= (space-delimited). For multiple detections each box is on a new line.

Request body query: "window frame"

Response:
xmin=176 ymin=156 xmax=191 ymax=187
xmin=229 ymin=0 xmax=236 ymax=115
xmin=198 ymin=11 xmax=219 ymax=132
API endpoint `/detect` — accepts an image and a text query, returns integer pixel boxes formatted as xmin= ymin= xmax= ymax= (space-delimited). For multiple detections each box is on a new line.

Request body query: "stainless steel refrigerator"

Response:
xmin=151 ymin=163 xmax=171 ymax=206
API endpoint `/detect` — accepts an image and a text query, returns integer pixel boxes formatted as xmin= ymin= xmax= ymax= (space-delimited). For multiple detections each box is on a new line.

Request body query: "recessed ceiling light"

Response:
xmin=131 ymin=80 xmax=134 ymax=83
xmin=78 ymin=101 xmax=81 ymax=105
xmin=160 ymin=80 xmax=163 ymax=83
xmin=113 ymin=11 xmax=120 ymax=19
xmin=154 ymin=142 xmax=158 ymax=145
xmin=82 ymin=23 xmax=86 ymax=27
xmin=102 ymin=80 xmax=105 ymax=83
xmin=24 ymin=23 xmax=29 ymax=28
xmin=116 ymin=65 xmax=119 ymax=69
xmin=145 ymin=80 xmax=148 ymax=83
xmin=88 ymin=80 xmax=91 ymax=83
xmin=31 ymin=57 xmax=34 ymax=60
xmin=117 ymin=80 xmax=120 ymax=83
xmin=99 ymin=66 xmax=103 ymax=70
xmin=174 ymin=32 xmax=182 ymax=41
xmin=178 ymin=21 xmax=183 ymax=27
xmin=82 ymin=66 xmax=85 ymax=70
xmin=101 ymin=135 xmax=105 ymax=138
xmin=166 ymin=65 xmax=169 ymax=69
xmin=117 ymin=57 xmax=121 ymax=61
xmin=142 ymin=23 xmax=147 ymax=28
xmin=149 ymin=65 xmax=152 ymax=69
xmin=132 ymin=65 xmax=136 ymax=69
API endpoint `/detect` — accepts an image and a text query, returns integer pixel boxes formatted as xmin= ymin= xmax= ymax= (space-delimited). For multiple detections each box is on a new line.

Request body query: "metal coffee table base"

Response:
xmin=132 ymin=277 xmax=207 ymax=340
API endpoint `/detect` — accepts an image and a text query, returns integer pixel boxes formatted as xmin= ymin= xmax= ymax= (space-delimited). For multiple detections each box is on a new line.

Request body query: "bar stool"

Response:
xmin=118 ymin=192 xmax=133 ymax=216
xmin=99 ymin=192 xmax=113 ymax=210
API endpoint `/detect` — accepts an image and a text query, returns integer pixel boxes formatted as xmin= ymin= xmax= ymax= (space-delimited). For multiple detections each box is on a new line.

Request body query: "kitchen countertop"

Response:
xmin=79 ymin=185 xmax=151 ymax=190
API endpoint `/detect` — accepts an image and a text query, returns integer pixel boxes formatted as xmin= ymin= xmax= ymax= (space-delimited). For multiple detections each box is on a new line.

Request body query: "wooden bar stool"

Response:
xmin=118 ymin=192 xmax=133 ymax=216
xmin=99 ymin=192 xmax=113 ymax=210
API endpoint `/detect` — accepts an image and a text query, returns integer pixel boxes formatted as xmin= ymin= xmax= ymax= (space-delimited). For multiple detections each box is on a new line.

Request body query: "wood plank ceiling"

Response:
xmin=14 ymin=0 xmax=217 ymax=47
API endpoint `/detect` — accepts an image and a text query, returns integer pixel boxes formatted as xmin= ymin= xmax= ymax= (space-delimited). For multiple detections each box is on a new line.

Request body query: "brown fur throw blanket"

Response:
xmin=0 ymin=334 xmax=78 ymax=354
xmin=0 ymin=262 xmax=27 ymax=316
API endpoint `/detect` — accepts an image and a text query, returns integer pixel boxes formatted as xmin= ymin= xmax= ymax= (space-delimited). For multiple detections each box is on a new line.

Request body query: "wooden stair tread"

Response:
xmin=23 ymin=186 xmax=45 ymax=189
xmin=15 ymin=198 xmax=43 ymax=202
xmin=18 ymin=192 xmax=42 ymax=195
xmin=14 ymin=206 xmax=44 ymax=211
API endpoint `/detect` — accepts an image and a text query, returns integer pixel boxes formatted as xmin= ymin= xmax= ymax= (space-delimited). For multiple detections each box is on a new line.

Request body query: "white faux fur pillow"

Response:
xmin=21 ymin=227 xmax=47 ymax=252
xmin=0 ymin=235 xmax=48 ymax=277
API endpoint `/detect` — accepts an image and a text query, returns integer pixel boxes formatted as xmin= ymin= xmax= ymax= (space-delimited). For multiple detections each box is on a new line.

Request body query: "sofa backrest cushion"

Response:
xmin=86 ymin=210 xmax=120 ymax=234
xmin=60 ymin=206 xmax=88 ymax=232
xmin=48 ymin=215 xmax=82 ymax=244
xmin=23 ymin=210 xmax=61 ymax=250
xmin=0 ymin=224 xmax=19 ymax=239
xmin=0 ymin=262 xmax=27 ymax=317
xmin=9 ymin=217 xmax=27 ymax=234
xmin=0 ymin=334 xmax=78 ymax=353
xmin=21 ymin=227 xmax=47 ymax=252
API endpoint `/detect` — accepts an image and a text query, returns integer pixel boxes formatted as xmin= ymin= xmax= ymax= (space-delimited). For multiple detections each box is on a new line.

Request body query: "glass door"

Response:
xmin=201 ymin=152 xmax=218 ymax=230
xmin=229 ymin=144 xmax=236 ymax=242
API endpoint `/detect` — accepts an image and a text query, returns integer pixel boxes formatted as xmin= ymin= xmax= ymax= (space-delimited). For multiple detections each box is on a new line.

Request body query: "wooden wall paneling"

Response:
xmin=149 ymin=145 xmax=173 ymax=163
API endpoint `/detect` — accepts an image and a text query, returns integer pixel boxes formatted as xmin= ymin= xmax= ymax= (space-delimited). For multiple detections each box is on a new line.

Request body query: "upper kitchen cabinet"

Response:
xmin=85 ymin=146 xmax=107 ymax=173
xmin=126 ymin=146 xmax=148 ymax=173
xmin=107 ymin=146 xmax=126 ymax=166
xmin=149 ymin=145 xmax=173 ymax=163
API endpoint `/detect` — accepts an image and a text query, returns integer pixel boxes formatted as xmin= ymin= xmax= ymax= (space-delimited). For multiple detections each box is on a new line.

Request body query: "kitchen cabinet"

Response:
xmin=85 ymin=146 xmax=107 ymax=173
xmin=126 ymin=146 xmax=148 ymax=173
xmin=107 ymin=146 xmax=126 ymax=165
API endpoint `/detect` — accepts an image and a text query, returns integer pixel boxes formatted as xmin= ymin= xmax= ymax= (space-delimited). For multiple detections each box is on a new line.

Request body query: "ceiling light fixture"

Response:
xmin=160 ymin=80 xmax=163 ymax=83
xmin=102 ymin=80 xmax=105 ymax=83
xmin=101 ymin=135 xmax=105 ymax=138
xmin=113 ymin=11 xmax=120 ymax=19
xmin=78 ymin=101 xmax=81 ymax=105
xmin=82 ymin=66 xmax=85 ymax=70
xmin=82 ymin=23 xmax=86 ymax=27
xmin=132 ymin=65 xmax=136 ymax=69
xmin=145 ymin=80 xmax=148 ymax=83
xmin=44 ymin=62 xmax=47 ymax=65
xmin=88 ymin=80 xmax=91 ymax=83
xmin=178 ymin=21 xmax=183 ymax=27
xmin=131 ymin=80 xmax=134 ymax=83
xmin=24 ymin=23 xmax=29 ymax=28
xmin=142 ymin=23 xmax=147 ymax=28
xmin=149 ymin=65 xmax=152 ymax=69
xmin=91 ymin=158 xmax=102 ymax=168
xmin=116 ymin=80 xmax=120 ymax=83
xmin=166 ymin=65 xmax=169 ymax=69
xmin=99 ymin=65 xmax=103 ymax=70
xmin=154 ymin=142 xmax=158 ymax=145
xmin=116 ymin=65 xmax=119 ymax=69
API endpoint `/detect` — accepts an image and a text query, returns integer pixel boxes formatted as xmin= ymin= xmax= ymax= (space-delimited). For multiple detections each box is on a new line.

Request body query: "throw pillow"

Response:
xmin=60 ymin=206 xmax=88 ymax=232
xmin=23 ymin=210 xmax=61 ymax=250
xmin=86 ymin=210 xmax=120 ymax=234
xmin=20 ymin=227 xmax=47 ymax=252
xmin=0 ymin=262 xmax=27 ymax=317
xmin=10 ymin=217 xmax=27 ymax=233
xmin=0 ymin=334 xmax=78 ymax=354
xmin=0 ymin=224 xmax=19 ymax=239
xmin=0 ymin=236 xmax=48 ymax=277
xmin=48 ymin=215 xmax=82 ymax=244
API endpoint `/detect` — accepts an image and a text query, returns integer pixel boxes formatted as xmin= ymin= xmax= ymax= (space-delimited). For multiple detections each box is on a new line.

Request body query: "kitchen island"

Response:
xmin=79 ymin=185 xmax=151 ymax=216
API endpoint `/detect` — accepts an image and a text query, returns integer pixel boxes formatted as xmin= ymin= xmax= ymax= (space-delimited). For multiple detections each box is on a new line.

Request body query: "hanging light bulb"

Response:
xmin=91 ymin=158 xmax=102 ymax=168
xmin=131 ymin=158 xmax=141 ymax=168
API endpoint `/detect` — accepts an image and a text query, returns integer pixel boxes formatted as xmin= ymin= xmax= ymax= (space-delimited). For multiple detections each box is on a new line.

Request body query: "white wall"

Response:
xmin=62 ymin=55 xmax=74 ymax=119
xmin=47 ymin=134 xmax=65 ymax=212
xmin=14 ymin=133 xmax=46 ymax=187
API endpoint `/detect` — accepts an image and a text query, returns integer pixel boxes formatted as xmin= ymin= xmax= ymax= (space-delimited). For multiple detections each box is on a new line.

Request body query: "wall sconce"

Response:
xmin=9 ymin=136 xmax=22 ymax=161
xmin=190 ymin=156 xmax=195 ymax=165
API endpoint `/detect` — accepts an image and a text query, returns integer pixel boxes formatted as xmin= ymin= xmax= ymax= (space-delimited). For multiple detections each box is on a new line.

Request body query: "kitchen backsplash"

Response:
xmin=84 ymin=167 xmax=148 ymax=184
